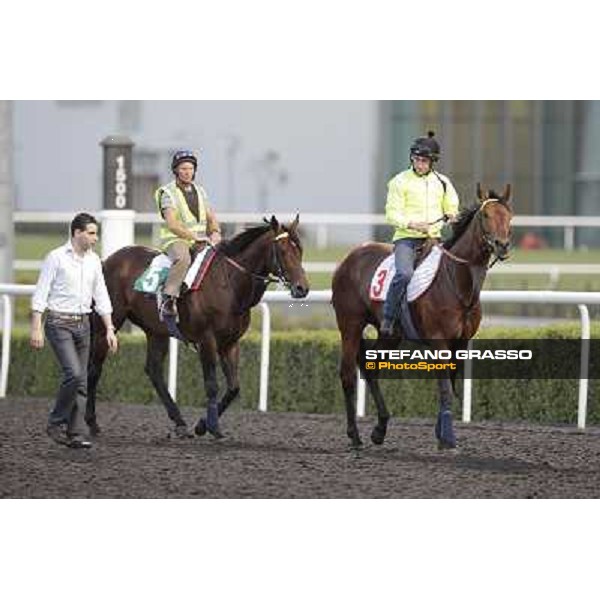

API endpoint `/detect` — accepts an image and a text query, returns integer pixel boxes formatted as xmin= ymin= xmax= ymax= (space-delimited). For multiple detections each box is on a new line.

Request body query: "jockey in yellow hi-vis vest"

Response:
xmin=381 ymin=131 xmax=460 ymax=337
xmin=155 ymin=150 xmax=221 ymax=317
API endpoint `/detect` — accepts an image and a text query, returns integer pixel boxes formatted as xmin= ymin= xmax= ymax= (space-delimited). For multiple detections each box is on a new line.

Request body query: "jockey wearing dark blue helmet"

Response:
xmin=155 ymin=149 xmax=221 ymax=317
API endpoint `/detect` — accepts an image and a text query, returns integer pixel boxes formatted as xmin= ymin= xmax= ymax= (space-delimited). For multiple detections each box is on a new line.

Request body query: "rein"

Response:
xmin=438 ymin=245 xmax=469 ymax=264
xmin=440 ymin=199 xmax=510 ymax=269
xmin=440 ymin=198 xmax=511 ymax=311
xmin=214 ymin=231 xmax=292 ymax=288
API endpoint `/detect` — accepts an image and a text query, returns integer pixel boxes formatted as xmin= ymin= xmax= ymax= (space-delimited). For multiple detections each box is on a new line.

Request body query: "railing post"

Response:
xmin=316 ymin=224 xmax=328 ymax=249
xmin=577 ymin=304 xmax=590 ymax=429
xmin=0 ymin=294 xmax=12 ymax=398
xmin=462 ymin=339 xmax=473 ymax=423
xmin=259 ymin=302 xmax=271 ymax=412
xmin=565 ymin=225 xmax=575 ymax=251
xmin=356 ymin=369 xmax=366 ymax=417
xmin=168 ymin=337 xmax=178 ymax=402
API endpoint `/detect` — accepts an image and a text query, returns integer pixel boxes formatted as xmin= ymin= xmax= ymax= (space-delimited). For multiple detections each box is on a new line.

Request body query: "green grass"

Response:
xmin=509 ymin=248 xmax=600 ymax=263
xmin=304 ymin=245 xmax=600 ymax=264
xmin=15 ymin=233 xmax=155 ymax=260
xmin=11 ymin=234 xmax=600 ymax=327
xmin=15 ymin=234 xmax=600 ymax=263
xmin=13 ymin=234 xmax=600 ymax=294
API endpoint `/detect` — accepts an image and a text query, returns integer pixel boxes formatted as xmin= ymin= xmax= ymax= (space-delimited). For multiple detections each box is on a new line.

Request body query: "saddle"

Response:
xmin=132 ymin=244 xmax=216 ymax=342
xmin=414 ymin=238 xmax=437 ymax=268
xmin=370 ymin=238 xmax=442 ymax=304
xmin=133 ymin=244 xmax=216 ymax=296
xmin=370 ymin=238 xmax=443 ymax=342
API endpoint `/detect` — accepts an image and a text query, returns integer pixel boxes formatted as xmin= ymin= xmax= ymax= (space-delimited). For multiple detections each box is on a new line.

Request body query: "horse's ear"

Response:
xmin=288 ymin=213 xmax=300 ymax=233
xmin=476 ymin=182 xmax=488 ymax=202
xmin=270 ymin=215 xmax=279 ymax=231
xmin=502 ymin=184 xmax=512 ymax=205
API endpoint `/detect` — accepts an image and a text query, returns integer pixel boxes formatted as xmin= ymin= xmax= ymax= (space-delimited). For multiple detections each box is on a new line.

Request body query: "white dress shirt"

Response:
xmin=31 ymin=241 xmax=113 ymax=316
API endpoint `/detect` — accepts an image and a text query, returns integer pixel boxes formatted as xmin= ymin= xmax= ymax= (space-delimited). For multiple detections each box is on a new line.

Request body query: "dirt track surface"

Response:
xmin=2 ymin=397 xmax=600 ymax=498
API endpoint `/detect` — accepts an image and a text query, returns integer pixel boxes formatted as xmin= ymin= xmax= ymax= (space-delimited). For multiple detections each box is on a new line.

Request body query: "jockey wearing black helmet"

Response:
xmin=380 ymin=131 xmax=460 ymax=337
xmin=171 ymin=149 xmax=198 ymax=173
xmin=410 ymin=130 xmax=441 ymax=163
xmin=154 ymin=149 xmax=221 ymax=317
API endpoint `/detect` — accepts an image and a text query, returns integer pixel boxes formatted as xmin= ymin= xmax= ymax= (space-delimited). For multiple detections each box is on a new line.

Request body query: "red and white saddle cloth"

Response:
xmin=369 ymin=244 xmax=443 ymax=303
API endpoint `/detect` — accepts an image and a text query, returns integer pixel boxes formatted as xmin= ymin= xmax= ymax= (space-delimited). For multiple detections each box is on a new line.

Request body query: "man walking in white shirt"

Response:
xmin=30 ymin=213 xmax=118 ymax=449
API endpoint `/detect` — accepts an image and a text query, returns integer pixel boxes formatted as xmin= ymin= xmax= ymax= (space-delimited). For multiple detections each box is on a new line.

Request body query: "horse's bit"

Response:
xmin=216 ymin=231 xmax=294 ymax=289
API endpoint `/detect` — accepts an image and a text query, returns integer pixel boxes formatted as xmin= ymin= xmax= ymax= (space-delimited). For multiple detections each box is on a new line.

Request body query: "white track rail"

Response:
xmin=2 ymin=285 xmax=598 ymax=428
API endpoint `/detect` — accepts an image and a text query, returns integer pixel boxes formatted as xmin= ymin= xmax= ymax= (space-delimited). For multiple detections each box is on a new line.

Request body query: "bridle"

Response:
xmin=215 ymin=231 xmax=295 ymax=289
xmin=477 ymin=199 xmax=511 ymax=268
xmin=439 ymin=200 xmax=511 ymax=269
xmin=439 ymin=199 xmax=511 ymax=312
xmin=265 ymin=231 xmax=296 ymax=288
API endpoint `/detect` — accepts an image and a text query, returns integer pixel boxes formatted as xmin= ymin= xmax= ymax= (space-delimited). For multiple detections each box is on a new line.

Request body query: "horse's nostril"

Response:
xmin=292 ymin=285 xmax=308 ymax=299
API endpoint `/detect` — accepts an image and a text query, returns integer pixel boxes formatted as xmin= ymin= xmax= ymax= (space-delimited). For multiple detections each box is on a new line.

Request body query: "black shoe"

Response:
xmin=380 ymin=318 xmax=396 ymax=337
xmin=46 ymin=423 xmax=70 ymax=446
xmin=67 ymin=435 xmax=92 ymax=449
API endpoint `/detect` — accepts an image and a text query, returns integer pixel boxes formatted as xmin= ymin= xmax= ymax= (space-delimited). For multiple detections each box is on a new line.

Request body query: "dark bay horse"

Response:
xmin=332 ymin=184 xmax=513 ymax=449
xmin=86 ymin=215 xmax=309 ymax=438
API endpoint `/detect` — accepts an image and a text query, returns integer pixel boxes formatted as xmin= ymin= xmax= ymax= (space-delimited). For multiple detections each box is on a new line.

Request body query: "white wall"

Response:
xmin=13 ymin=101 xmax=116 ymax=211
xmin=14 ymin=100 xmax=380 ymax=243
xmin=141 ymin=101 xmax=379 ymax=214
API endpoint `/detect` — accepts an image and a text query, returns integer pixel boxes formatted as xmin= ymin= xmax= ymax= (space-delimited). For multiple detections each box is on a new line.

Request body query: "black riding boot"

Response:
xmin=381 ymin=284 xmax=407 ymax=337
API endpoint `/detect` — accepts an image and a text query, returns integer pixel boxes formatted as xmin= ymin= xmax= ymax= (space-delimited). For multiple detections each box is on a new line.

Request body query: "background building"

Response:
xmin=11 ymin=100 xmax=600 ymax=247
xmin=379 ymin=100 xmax=600 ymax=247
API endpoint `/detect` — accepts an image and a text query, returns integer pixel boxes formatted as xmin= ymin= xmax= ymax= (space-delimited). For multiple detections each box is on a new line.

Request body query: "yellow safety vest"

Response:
xmin=154 ymin=180 xmax=208 ymax=251
xmin=385 ymin=169 xmax=460 ymax=241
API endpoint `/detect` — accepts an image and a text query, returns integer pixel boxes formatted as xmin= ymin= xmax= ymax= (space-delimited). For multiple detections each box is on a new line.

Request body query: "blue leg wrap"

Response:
xmin=206 ymin=399 xmax=219 ymax=432
xmin=435 ymin=409 xmax=456 ymax=448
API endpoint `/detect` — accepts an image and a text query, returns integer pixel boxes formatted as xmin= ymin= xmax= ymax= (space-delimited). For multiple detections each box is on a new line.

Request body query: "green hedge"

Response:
xmin=5 ymin=323 xmax=600 ymax=425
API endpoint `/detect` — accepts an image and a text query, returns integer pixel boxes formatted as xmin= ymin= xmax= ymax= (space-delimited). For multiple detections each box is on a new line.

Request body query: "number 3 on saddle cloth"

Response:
xmin=369 ymin=244 xmax=443 ymax=341
xmin=133 ymin=246 xmax=216 ymax=339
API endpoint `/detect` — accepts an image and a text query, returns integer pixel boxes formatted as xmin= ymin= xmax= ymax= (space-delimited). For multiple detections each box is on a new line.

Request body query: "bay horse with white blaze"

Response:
xmin=85 ymin=215 xmax=309 ymax=439
xmin=332 ymin=184 xmax=513 ymax=449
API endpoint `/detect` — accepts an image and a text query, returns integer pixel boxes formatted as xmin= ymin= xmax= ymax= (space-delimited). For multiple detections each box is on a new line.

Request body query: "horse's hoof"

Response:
xmin=370 ymin=427 xmax=387 ymax=446
xmin=194 ymin=419 xmax=207 ymax=437
xmin=437 ymin=439 xmax=457 ymax=451
xmin=348 ymin=437 xmax=363 ymax=449
xmin=175 ymin=424 xmax=193 ymax=439
xmin=207 ymin=427 xmax=224 ymax=440
xmin=87 ymin=421 xmax=101 ymax=437
xmin=350 ymin=445 xmax=363 ymax=459
xmin=435 ymin=410 xmax=456 ymax=449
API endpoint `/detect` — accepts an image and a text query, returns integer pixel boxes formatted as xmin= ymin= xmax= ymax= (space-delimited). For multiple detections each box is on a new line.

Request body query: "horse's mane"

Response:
xmin=442 ymin=190 xmax=503 ymax=249
xmin=219 ymin=223 xmax=272 ymax=256
xmin=442 ymin=204 xmax=479 ymax=248
xmin=219 ymin=219 xmax=303 ymax=257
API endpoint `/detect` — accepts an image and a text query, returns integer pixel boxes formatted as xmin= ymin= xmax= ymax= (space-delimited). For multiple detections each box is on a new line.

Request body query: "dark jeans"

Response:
xmin=382 ymin=238 xmax=421 ymax=322
xmin=45 ymin=315 xmax=91 ymax=436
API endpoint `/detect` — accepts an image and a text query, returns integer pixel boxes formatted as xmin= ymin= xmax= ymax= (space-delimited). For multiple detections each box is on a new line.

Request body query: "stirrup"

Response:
xmin=380 ymin=318 xmax=396 ymax=337
xmin=160 ymin=296 xmax=177 ymax=318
